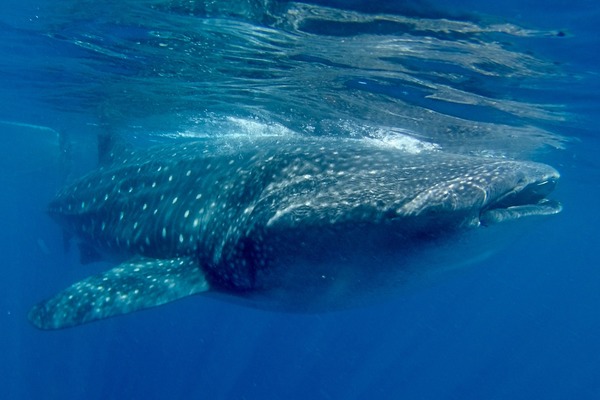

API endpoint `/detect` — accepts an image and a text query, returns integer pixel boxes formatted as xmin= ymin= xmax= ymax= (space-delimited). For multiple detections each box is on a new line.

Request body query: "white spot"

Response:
xmin=172 ymin=197 xmax=178 ymax=204
xmin=162 ymin=227 xmax=167 ymax=238
xmin=184 ymin=210 xmax=190 ymax=218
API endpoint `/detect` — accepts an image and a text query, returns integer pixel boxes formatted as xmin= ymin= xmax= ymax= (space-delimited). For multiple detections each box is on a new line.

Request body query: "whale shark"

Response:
xmin=28 ymin=136 xmax=561 ymax=329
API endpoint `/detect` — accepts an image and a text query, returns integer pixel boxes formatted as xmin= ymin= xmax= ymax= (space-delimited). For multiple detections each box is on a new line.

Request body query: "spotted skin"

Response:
xmin=29 ymin=136 xmax=560 ymax=329
xmin=28 ymin=257 xmax=207 ymax=329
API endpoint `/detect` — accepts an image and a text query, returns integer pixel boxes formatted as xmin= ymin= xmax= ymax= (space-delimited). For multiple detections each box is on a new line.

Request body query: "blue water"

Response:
xmin=1 ymin=0 xmax=599 ymax=399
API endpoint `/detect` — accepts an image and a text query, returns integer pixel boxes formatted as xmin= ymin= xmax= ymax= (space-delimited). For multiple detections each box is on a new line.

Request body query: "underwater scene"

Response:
xmin=1 ymin=0 xmax=599 ymax=399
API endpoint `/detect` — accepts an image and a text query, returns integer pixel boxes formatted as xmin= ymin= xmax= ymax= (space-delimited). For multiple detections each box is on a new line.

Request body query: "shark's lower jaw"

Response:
xmin=479 ymin=199 xmax=562 ymax=226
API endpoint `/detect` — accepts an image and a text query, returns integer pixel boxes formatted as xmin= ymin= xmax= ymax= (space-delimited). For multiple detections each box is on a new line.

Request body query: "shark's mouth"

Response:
xmin=479 ymin=177 xmax=562 ymax=226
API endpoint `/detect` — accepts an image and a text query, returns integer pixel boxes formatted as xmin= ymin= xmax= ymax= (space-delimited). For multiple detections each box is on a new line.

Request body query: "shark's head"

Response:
xmin=394 ymin=158 xmax=561 ymax=229
xmin=248 ymin=151 xmax=561 ymax=310
xmin=477 ymin=162 xmax=561 ymax=226
xmin=260 ymin=142 xmax=562 ymax=236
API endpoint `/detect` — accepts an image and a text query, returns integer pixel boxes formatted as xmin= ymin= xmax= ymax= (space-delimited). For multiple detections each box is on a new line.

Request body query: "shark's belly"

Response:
xmin=223 ymin=221 xmax=514 ymax=312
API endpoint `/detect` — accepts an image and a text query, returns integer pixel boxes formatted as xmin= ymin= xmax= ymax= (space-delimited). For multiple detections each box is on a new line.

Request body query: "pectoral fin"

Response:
xmin=28 ymin=257 xmax=209 ymax=330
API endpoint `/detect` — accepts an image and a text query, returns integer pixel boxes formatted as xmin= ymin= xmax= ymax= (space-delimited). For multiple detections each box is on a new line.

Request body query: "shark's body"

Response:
xmin=29 ymin=136 xmax=561 ymax=329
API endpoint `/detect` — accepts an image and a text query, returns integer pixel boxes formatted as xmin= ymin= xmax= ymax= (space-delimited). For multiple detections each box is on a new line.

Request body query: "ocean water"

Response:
xmin=1 ymin=0 xmax=599 ymax=399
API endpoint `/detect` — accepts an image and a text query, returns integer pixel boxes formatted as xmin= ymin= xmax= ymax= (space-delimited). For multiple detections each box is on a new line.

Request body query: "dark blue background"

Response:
xmin=1 ymin=1 xmax=599 ymax=399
